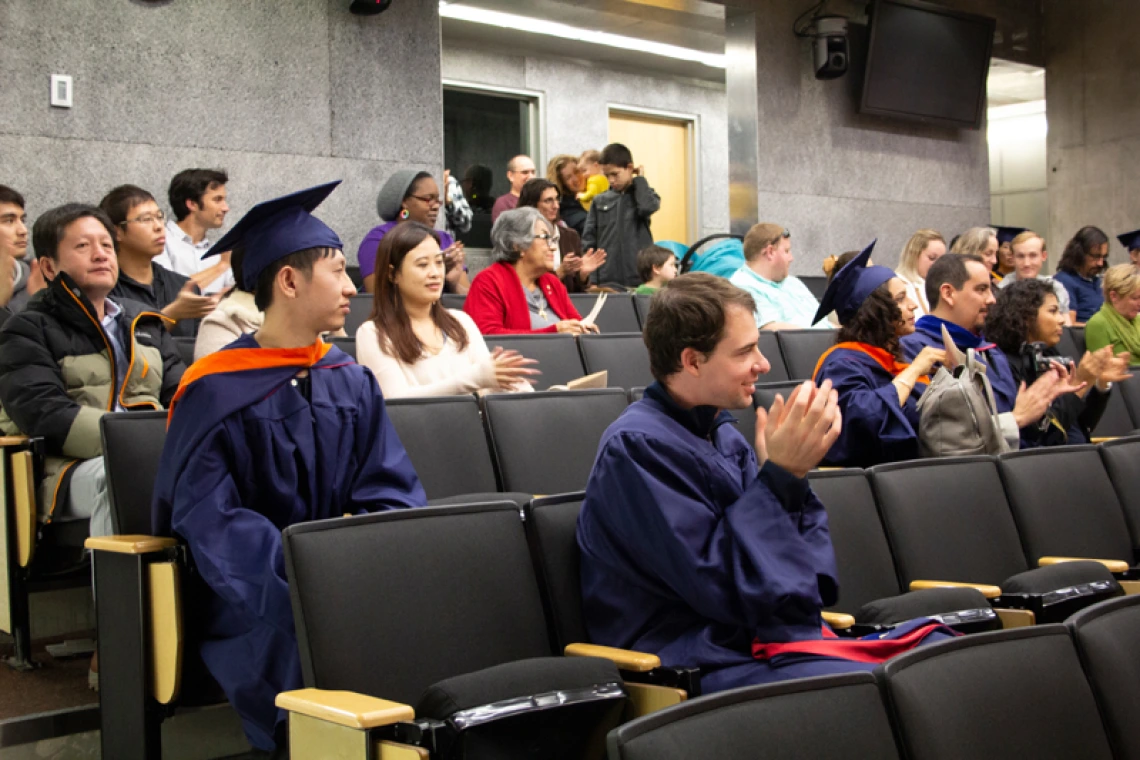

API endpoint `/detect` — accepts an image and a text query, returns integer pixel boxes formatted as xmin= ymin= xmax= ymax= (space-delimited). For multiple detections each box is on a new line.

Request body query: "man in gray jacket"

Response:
xmin=583 ymin=143 xmax=661 ymax=288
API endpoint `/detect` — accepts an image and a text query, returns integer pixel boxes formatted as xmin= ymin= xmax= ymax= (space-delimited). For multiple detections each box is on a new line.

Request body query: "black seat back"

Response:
xmin=870 ymin=457 xmax=1029 ymax=586
xmin=100 ymin=411 xmax=169 ymax=534
xmin=633 ymin=294 xmax=652 ymax=330
xmin=1091 ymin=388 xmax=1136 ymax=438
xmin=283 ymin=502 xmax=552 ymax=705
xmin=569 ymin=293 xmax=641 ymax=334
xmin=440 ymin=293 xmax=466 ymax=310
xmin=483 ymin=390 xmax=628 ymax=494
xmin=776 ymin=330 xmax=836 ymax=380
xmin=578 ymin=333 xmax=653 ymax=390
xmin=1117 ymin=376 xmax=1140 ymax=429
xmin=330 ymin=336 xmax=355 ymax=359
xmin=483 ymin=334 xmax=586 ymax=390
xmin=344 ymin=294 xmax=373 ymax=335
xmin=172 ymin=337 xmax=196 ymax=367
xmin=753 ymin=381 xmax=803 ymax=413
xmin=1055 ymin=327 xmax=1083 ymax=363
xmin=385 ymin=395 xmax=500 ymax=499
xmin=1098 ymin=436 xmax=1140 ymax=558
xmin=998 ymin=446 xmax=1134 ymax=566
xmin=1066 ymin=594 xmax=1140 ymax=760
xmin=524 ymin=493 xmax=588 ymax=652
xmin=882 ymin=626 xmax=1114 ymax=760
xmin=799 ymin=275 xmax=828 ymax=300
xmin=758 ymin=333 xmax=789 ymax=382
xmin=808 ymin=469 xmax=903 ymax=611
xmin=608 ymin=672 xmax=900 ymax=760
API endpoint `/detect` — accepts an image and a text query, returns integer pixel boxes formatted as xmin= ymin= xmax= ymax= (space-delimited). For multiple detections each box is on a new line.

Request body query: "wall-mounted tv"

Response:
xmin=860 ymin=0 xmax=996 ymax=129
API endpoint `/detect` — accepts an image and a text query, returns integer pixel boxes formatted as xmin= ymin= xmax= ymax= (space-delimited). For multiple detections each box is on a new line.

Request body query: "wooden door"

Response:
xmin=607 ymin=111 xmax=693 ymax=246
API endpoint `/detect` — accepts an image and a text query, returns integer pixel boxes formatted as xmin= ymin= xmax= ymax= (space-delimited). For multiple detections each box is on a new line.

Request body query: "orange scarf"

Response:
xmin=812 ymin=342 xmax=930 ymax=385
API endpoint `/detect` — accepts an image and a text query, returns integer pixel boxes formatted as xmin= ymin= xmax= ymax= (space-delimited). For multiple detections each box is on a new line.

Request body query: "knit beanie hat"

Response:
xmin=376 ymin=169 xmax=425 ymax=222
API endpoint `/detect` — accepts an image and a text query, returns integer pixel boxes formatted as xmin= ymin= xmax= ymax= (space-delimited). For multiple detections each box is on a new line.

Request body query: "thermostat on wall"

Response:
xmin=51 ymin=75 xmax=73 ymax=108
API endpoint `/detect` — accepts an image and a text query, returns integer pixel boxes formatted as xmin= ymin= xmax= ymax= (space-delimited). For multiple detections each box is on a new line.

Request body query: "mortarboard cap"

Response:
xmin=1116 ymin=228 xmax=1140 ymax=251
xmin=994 ymin=225 xmax=1027 ymax=245
xmin=203 ymin=180 xmax=343 ymax=286
xmin=811 ymin=240 xmax=895 ymax=326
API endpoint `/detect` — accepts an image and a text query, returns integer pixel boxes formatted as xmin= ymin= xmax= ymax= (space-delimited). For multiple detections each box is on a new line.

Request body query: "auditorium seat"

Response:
xmin=1097 ymin=436 xmax=1140 ymax=558
xmin=1056 ymin=326 xmax=1084 ymax=362
xmin=172 ymin=336 xmax=196 ymax=366
xmin=633 ymin=293 xmax=652 ymax=329
xmin=1091 ymin=386 xmax=1136 ymax=438
xmin=753 ymin=381 xmax=802 ymax=412
xmin=1113 ymin=375 xmax=1140 ymax=430
xmin=482 ymin=389 xmax=628 ymax=494
xmin=482 ymin=333 xmax=585 ymax=390
xmin=101 ymin=411 xmax=168 ymax=534
xmin=800 ymin=275 xmax=828 ymax=300
xmin=330 ymin=336 xmax=355 ymax=359
xmin=344 ymin=294 xmax=373 ymax=335
xmin=758 ymin=332 xmax=789 ymax=382
xmin=578 ymin=332 xmax=653 ymax=390
xmin=569 ymin=293 xmax=641 ymax=334
xmin=440 ymin=293 xmax=466 ymax=310
xmin=776 ymin=329 xmax=836 ymax=380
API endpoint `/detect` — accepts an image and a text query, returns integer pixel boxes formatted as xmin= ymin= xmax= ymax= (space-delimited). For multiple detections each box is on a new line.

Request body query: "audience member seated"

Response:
xmin=577 ymin=273 xmax=954 ymax=696
xmin=156 ymin=168 xmax=235 ymax=294
xmin=729 ymin=222 xmax=831 ymax=331
xmin=1084 ymin=263 xmax=1140 ymax=358
xmin=894 ymin=229 xmax=946 ymax=318
xmin=634 ymin=244 xmax=678 ymax=294
xmin=517 ymin=177 xmax=606 ymax=294
xmin=358 ymin=170 xmax=468 ymax=295
xmin=356 ymin=221 xmax=537 ymax=397
xmin=1117 ymin=228 xmax=1140 ymax=267
xmin=464 ymin=207 xmax=597 ymax=335
xmin=101 ymin=184 xmax=219 ymax=338
xmin=193 ymin=262 xmax=262 ymax=361
xmin=491 ymin=154 xmax=536 ymax=222
xmin=985 ymin=279 xmax=1129 ymax=447
xmin=0 ymin=203 xmax=185 ymax=539
xmin=152 ymin=182 xmax=426 ymax=755
xmin=1 ymin=184 xmax=44 ymax=313
xmin=1054 ymin=226 xmax=1110 ymax=325
xmin=993 ymin=225 xmax=1025 ymax=279
xmin=900 ymin=253 xmax=1081 ymax=449
xmin=950 ymin=226 xmax=1001 ymax=282
xmin=582 ymin=143 xmax=660 ymax=289
xmin=998 ymin=230 xmax=1072 ymax=324
xmin=812 ymin=243 xmax=945 ymax=467
xmin=548 ymin=153 xmax=587 ymax=235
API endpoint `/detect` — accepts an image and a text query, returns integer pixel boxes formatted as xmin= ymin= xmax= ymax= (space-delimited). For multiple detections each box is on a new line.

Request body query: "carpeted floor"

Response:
xmin=0 ymin=631 xmax=98 ymax=720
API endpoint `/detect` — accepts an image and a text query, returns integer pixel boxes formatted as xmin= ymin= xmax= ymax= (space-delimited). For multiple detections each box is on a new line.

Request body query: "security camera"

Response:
xmin=813 ymin=16 xmax=849 ymax=80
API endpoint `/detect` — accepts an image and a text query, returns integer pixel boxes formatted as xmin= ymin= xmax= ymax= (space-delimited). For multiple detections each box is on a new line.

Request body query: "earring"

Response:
xmin=399 ymin=208 xmax=409 ymax=220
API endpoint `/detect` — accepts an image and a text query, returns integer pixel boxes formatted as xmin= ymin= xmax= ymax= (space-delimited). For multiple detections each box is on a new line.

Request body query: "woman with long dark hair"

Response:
xmin=1053 ymin=225 xmax=1111 ymax=325
xmin=355 ymin=222 xmax=536 ymax=397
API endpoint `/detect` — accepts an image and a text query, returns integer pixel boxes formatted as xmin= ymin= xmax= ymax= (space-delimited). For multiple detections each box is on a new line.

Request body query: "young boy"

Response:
xmin=582 ymin=143 xmax=661 ymax=289
xmin=151 ymin=181 xmax=426 ymax=754
xmin=634 ymin=244 xmax=678 ymax=294
xmin=576 ymin=149 xmax=609 ymax=211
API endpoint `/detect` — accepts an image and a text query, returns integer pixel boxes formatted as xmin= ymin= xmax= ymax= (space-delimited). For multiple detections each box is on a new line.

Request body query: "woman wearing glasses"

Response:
xmin=357 ymin=170 xmax=470 ymax=294
xmin=464 ymin=207 xmax=598 ymax=335
xmin=1053 ymin=226 xmax=1111 ymax=326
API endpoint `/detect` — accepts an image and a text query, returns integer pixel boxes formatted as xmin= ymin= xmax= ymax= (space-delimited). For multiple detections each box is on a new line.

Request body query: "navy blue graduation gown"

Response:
xmin=152 ymin=334 xmax=425 ymax=750
xmin=900 ymin=316 xmax=1019 ymax=414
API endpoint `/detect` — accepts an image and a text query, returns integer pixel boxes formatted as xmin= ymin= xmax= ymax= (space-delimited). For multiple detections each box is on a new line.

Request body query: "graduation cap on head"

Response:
xmin=811 ymin=240 xmax=895 ymax=326
xmin=203 ymin=180 xmax=344 ymax=286
xmin=995 ymin=225 xmax=1027 ymax=245
xmin=1117 ymin=228 xmax=1140 ymax=251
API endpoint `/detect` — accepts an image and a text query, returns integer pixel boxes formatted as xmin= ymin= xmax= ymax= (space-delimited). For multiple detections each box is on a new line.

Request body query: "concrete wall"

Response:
xmin=0 ymin=0 xmax=444 ymax=265
xmin=1044 ymin=0 xmax=1140 ymax=266
xmin=440 ymin=43 xmax=730 ymax=241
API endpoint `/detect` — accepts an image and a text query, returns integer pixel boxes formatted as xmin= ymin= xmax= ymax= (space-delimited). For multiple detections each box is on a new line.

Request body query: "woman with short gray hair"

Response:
xmin=465 ymin=207 xmax=597 ymax=335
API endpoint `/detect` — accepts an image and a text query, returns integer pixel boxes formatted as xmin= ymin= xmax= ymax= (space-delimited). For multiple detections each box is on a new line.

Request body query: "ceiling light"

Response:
xmin=438 ymin=2 xmax=726 ymax=69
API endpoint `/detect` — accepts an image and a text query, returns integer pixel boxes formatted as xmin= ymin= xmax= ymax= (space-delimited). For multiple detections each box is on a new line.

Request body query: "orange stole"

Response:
xmin=812 ymin=342 xmax=930 ymax=385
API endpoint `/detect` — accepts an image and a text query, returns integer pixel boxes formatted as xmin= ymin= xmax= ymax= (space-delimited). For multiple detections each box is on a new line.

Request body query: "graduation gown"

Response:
xmin=152 ymin=334 xmax=425 ymax=750
xmin=576 ymin=383 xmax=950 ymax=695
xmin=813 ymin=343 xmax=926 ymax=468
xmin=900 ymin=315 xmax=1020 ymax=414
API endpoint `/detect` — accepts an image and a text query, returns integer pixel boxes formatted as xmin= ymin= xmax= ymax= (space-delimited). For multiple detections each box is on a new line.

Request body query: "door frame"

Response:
xmin=443 ymin=79 xmax=546 ymax=172
xmin=607 ymin=104 xmax=701 ymax=243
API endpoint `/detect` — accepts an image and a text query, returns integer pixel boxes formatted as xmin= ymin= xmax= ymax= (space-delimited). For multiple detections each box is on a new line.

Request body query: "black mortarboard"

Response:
xmin=203 ymin=181 xmax=343 ymax=285
xmin=994 ymin=225 xmax=1026 ymax=245
xmin=1117 ymin=228 xmax=1140 ymax=251
xmin=811 ymin=240 xmax=895 ymax=325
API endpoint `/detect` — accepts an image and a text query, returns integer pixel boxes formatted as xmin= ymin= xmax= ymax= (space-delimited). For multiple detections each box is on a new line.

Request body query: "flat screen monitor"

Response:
xmin=860 ymin=0 xmax=996 ymax=129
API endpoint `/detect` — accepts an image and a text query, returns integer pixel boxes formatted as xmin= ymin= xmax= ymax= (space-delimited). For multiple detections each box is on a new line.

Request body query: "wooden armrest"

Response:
xmin=822 ymin=611 xmax=855 ymax=630
xmin=909 ymin=580 xmax=1002 ymax=599
xmin=7 ymin=449 xmax=36 ymax=567
xmin=276 ymin=688 xmax=414 ymax=729
xmin=1038 ymin=556 xmax=1131 ymax=574
xmin=564 ymin=643 xmax=661 ymax=672
xmin=0 ymin=435 xmax=30 ymax=446
xmin=1090 ymin=437 xmax=1117 ymax=444
xmin=85 ymin=535 xmax=177 ymax=554
xmin=149 ymin=561 xmax=183 ymax=705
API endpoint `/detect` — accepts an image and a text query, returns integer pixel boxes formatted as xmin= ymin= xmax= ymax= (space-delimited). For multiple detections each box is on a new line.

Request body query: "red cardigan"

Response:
xmin=464 ymin=262 xmax=582 ymax=335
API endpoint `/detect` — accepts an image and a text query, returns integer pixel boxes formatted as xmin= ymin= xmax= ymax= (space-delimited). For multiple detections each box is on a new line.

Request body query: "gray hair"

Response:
xmin=491 ymin=206 xmax=553 ymax=263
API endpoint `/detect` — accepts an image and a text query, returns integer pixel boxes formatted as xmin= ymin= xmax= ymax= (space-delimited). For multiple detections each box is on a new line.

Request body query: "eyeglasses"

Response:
xmin=408 ymin=194 xmax=443 ymax=206
xmin=535 ymin=233 xmax=560 ymax=247
xmin=122 ymin=212 xmax=166 ymax=226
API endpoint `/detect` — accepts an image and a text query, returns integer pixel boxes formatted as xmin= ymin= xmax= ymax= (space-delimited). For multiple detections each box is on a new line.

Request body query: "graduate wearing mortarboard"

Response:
xmin=993 ymin=225 xmax=1026 ymax=280
xmin=1117 ymin=228 xmax=1140 ymax=267
xmin=151 ymin=181 xmax=426 ymax=753
xmin=811 ymin=242 xmax=948 ymax=467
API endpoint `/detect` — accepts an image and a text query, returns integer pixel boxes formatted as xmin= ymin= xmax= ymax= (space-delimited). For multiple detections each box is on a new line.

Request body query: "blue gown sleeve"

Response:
xmin=818 ymin=356 xmax=919 ymax=467
xmin=348 ymin=371 xmax=426 ymax=511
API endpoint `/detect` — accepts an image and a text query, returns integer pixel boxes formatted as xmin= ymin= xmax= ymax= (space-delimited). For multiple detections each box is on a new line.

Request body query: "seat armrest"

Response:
xmin=85 ymin=535 xmax=177 ymax=554
xmin=1038 ymin=556 xmax=1131 ymax=574
xmin=821 ymin=611 xmax=855 ymax=630
xmin=564 ymin=643 xmax=661 ymax=672
xmin=909 ymin=580 xmax=1003 ymax=599
xmin=4 ymin=447 xmax=37 ymax=567
xmin=276 ymin=689 xmax=414 ymax=730
xmin=0 ymin=436 xmax=30 ymax=447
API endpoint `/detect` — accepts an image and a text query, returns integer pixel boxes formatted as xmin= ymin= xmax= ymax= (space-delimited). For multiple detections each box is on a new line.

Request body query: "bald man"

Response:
xmin=491 ymin=154 xmax=536 ymax=222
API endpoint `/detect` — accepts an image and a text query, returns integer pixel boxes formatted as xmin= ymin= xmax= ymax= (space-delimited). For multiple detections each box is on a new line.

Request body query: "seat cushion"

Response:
xmin=1001 ymin=560 xmax=1116 ymax=594
xmin=856 ymin=587 xmax=991 ymax=626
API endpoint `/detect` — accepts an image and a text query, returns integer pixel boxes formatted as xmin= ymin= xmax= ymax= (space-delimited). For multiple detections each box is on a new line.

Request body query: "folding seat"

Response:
xmin=344 ymin=293 xmax=373 ymax=335
xmin=633 ymin=293 xmax=652 ymax=330
xmin=1091 ymin=387 xmax=1135 ymax=439
xmin=1066 ymin=594 xmax=1140 ymax=760
xmin=330 ymin=336 xmax=356 ymax=359
xmin=1117 ymin=375 xmax=1140 ymax=429
xmin=882 ymin=626 xmax=1114 ymax=760
xmin=439 ymin=293 xmax=466 ymax=310
xmin=1055 ymin=326 xmax=1084 ymax=362
xmin=870 ymin=457 xmax=1120 ymax=624
xmin=481 ymin=333 xmax=586 ymax=390
xmin=172 ymin=336 xmax=196 ymax=366
xmin=753 ymin=380 xmax=804 ymax=412
xmin=775 ymin=329 xmax=836 ymax=380
xmin=482 ymin=389 xmax=628 ymax=495
xmin=569 ymin=293 xmax=641 ymax=334
xmin=808 ymin=469 xmax=997 ymax=632
xmin=799 ymin=275 xmax=828 ymax=300
xmin=757 ymin=332 xmax=790 ymax=382
xmin=607 ymin=672 xmax=900 ymax=760
xmin=578 ymin=333 xmax=653 ymax=390
xmin=998 ymin=445 xmax=1140 ymax=589
xmin=1098 ymin=435 xmax=1140 ymax=557
xmin=278 ymin=502 xmax=692 ymax=758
